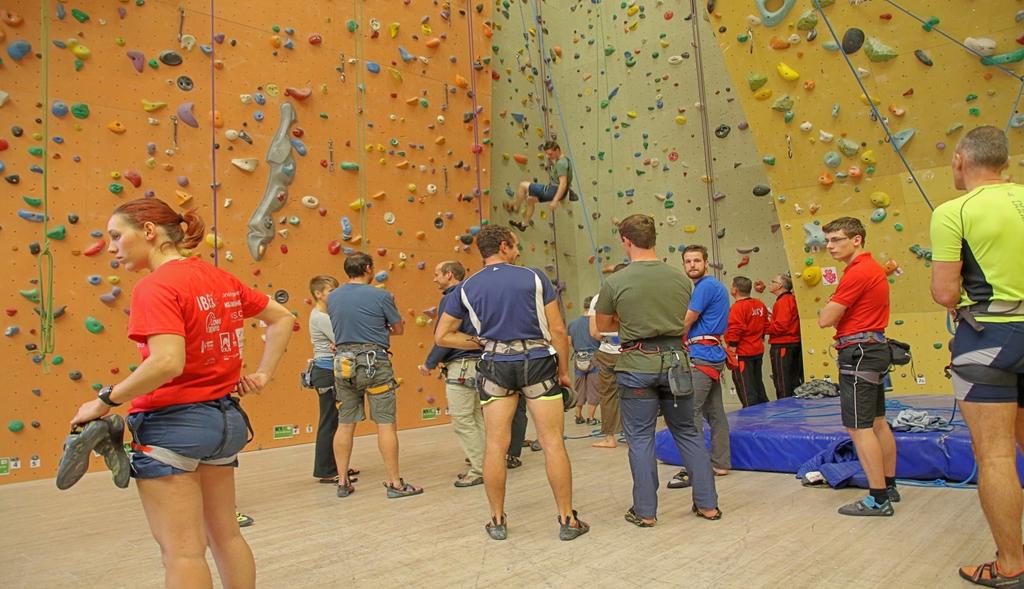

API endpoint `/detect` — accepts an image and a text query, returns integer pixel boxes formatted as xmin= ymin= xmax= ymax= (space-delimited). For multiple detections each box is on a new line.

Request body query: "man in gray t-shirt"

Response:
xmin=506 ymin=140 xmax=575 ymax=232
xmin=326 ymin=252 xmax=422 ymax=499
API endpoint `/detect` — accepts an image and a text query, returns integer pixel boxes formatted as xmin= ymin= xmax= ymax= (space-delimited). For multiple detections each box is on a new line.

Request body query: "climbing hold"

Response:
xmin=159 ymin=51 xmax=183 ymax=66
xmin=754 ymin=0 xmax=797 ymax=28
xmin=892 ymin=128 xmax=916 ymax=151
xmin=366 ymin=61 xmax=381 ymax=74
xmin=863 ymin=37 xmax=898 ymax=62
xmin=981 ymin=48 xmax=1024 ymax=66
xmin=842 ymin=29 xmax=865 ymax=54
xmin=141 ymin=99 xmax=167 ymax=112
xmin=837 ymin=138 xmax=860 ymax=157
xmin=71 ymin=103 xmax=90 ymax=119
xmin=8 ymin=420 xmax=24 ymax=433
xmin=870 ymin=208 xmax=887 ymax=223
xmin=823 ymin=151 xmax=841 ymax=169
xmin=964 ymin=37 xmax=997 ymax=57
xmin=177 ymin=76 xmax=194 ymax=92
xmin=177 ymin=102 xmax=199 ymax=128
xmin=747 ymin=72 xmax=768 ymax=92
xmin=127 ymin=50 xmax=145 ymax=72
xmin=914 ymin=50 xmax=933 ymax=66
xmin=861 ymin=150 xmax=876 ymax=165
xmin=108 ymin=121 xmax=127 ymax=134
xmin=801 ymin=266 xmax=822 ymax=287
xmin=301 ymin=195 xmax=319 ymax=208
xmin=771 ymin=95 xmax=793 ymax=112
xmin=6 ymin=40 xmax=31 ymax=61
xmin=52 ymin=100 xmax=69 ymax=118
xmin=796 ymin=10 xmax=818 ymax=31
xmin=870 ymin=192 xmax=891 ymax=208
xmin=84 ymin=317 xmax=104 ymax=334
xmin=714 ymin=124 xmax=731 ymax=138
xmin=752 ymin=184 xmax=771 ymax=197
xmin=231 ymin=158 xmax=258 ymax=172
xmin=776 ymin=62 xmax=799 ymax=81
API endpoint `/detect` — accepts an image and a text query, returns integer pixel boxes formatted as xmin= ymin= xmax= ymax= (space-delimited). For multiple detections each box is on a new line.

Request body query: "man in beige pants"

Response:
xmin=420 ymin=261 xmax=485 ymax=487
xmin=589 ymin=263 xmax=627 ymax=448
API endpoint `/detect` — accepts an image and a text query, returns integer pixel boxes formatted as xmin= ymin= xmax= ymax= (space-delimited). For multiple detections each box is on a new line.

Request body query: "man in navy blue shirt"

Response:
xmin=328 ymin=252 xmax=422 ymax=499
xmin=436 ymin=225 xmax=589 ymax=542
xmin=668 ymin=245 xmax=732 ymax=488
xmin=420 ymin=261 xmax=485 ymax=488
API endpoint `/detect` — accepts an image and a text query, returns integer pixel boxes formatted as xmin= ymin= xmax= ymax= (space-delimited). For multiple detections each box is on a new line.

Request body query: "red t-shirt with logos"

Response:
xmin=725 ymin=297 xmax=769 ymax=356
xmin=127 ymin=257 xmax=269 ymax=413
xmin=831 ymin=252 xmax=890 ymax=339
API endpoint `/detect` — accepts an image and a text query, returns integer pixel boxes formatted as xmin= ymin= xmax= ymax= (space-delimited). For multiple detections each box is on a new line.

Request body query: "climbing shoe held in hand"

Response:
xmin=56 ymin=415 xmax=130 ymax=490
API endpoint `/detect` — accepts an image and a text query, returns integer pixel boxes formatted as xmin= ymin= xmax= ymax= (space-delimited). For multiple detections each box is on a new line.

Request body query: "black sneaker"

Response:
xmin=56 ymin=419 xmax=114 ymax=490
xmin=575 ymin=416 xmax=586 ymax=425
xmin=558 ymin=510 xmax=590 ymax=541
xmin=506 ymin=455 xmax=522 ymax=469
xmin=666 ymin=467 xmax=691 ymax=489
xmin=837 ymin=496 xmax=894 ymax=517
xmin=887 ymin=486 xmax=901 ymax=503
xmin=236 ymin=511 xmax=255 ymax=527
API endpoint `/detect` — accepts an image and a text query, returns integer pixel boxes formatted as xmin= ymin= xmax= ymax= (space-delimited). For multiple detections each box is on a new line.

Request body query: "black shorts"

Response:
xmin=951 ymin=321 xmax=1024 ymax=405
xmin=837 ymin=342 xmax=891 ymax=429
xmin=476 ymin=355 xmax=561 ymax=405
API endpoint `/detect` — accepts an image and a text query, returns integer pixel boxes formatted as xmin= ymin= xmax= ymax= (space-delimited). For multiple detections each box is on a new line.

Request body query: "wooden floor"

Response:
xmin=1 ymin=412 xmax=997 ymax=588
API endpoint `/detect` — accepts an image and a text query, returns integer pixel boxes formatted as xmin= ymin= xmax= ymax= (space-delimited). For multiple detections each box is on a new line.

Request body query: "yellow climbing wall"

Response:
xmin=0 ymin=1 xmax=492 ymax=483
xmin=489 ymin=1 xmax=788 ymax=395
xmin=711 ymin=1 xmax=1022 ymax=388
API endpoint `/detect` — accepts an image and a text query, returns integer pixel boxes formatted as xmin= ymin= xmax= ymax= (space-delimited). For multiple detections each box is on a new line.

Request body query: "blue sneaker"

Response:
xmin=838 ymin=495 xmax=894 ymax=517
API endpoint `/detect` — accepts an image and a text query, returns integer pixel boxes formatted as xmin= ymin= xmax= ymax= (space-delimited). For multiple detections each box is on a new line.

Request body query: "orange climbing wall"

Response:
xmin=489 ymin=1 xmax=789 ymax=399
xmin=0 ymin=0 xmax=492 ymax=483
xmin=711 ymin=1 xmax=1022 ymax=389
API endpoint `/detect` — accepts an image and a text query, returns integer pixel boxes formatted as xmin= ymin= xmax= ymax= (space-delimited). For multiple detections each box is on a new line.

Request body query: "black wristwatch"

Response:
xmin=97 ymin=385 xmax=121 ymax=407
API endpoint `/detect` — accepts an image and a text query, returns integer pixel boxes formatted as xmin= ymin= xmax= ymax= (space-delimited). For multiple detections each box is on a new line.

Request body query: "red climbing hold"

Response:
xmin=513 ymin=153 xmax=528 ymax=164
xmin=123 ymin=170 xmax=142 ymax=188
xmin=328 ymin=240 xmax=341 ymax=255
xmin=83 ymin=239 xmax=106 ymax=256
xmin=902 ymin=88 xmax=914 ymax=97
xmin=292 ymin=127 xmax=304 ymax=138
xmin=879 ymin=13 xmax=892 ymax=20
xmin=664 ymin=11 xmax=674 ymax=20
xmin=320 ymin=159 xmax=329 ymax=168
xmin=0 ymin=138 xmax=9 ymax=151
xmin=737 ymin=255 xmax=750 ymax=268
xmin=284 ymin=87 xmax=312 ymax=100
xmin=377 ymin=247 xmax=387 ymax=256
xmin=318 ymin=207 xmax=328 ymax=217
xmin=471 ymin=144 xmax=483 ymax=154
xmin=5 ymin=308 xmax=16 ymax=317
xmin=280 ymin=244 xmax=289 ymax=254
xmin=308 ymin=33 xmax=323 ymax=45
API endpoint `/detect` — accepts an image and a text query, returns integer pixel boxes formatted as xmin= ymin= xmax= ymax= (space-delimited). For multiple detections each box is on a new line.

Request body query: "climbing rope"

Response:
xmin=351 ymin=0 xmax=369 ymax=243
xmin=815 ymin=3 xmax=934 ymax=210
xmin=464 ymin=1 xmax=486 ymax=225
xmin=688 ymin=0 xmax=724 ymax=278
xmin=35 ymin=1 xmax=56 ymax=368
xmin=527 ymin=0 xmax=604 ymax=289
xmin=208 ymin=0 xmax=219 ymax=265
xmin=1007 ymin=80 xmax=1024 ymax=135
xmin=529 ymin=0 xmax=553 ymax=136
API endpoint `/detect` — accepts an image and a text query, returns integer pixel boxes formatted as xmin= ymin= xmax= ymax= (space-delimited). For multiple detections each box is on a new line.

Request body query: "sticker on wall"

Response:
xmin=273 ymin=425 xmax=298 ymax=440
xmin=30 ymin=455 xmax=41 ymax=469
xmin=821 ymin=267 xmax=839 ymax=287
xmin=421 ymin=408 xmax=440 ymax=420
xmin=0 ymin=458 xmax=9 ymax=476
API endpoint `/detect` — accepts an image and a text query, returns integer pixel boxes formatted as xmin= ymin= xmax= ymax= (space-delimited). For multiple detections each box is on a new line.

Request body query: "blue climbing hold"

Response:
xmin=88 ymin=275 xmax=101 ymax=285
xmin=254 ymin=111 xmax=265 ymax=121
xmin=398 ymin=46 xmax=414 ymax=62
xmin=366 ymin=61 xmax=381 ymax=74
xmin=374 ymin=271 xmax=389 ymax=283
xmin=52 ymin=39 xmax=67 ymax=49
xmin=892 ymin=128 xmax=916 ymax=151
xmin=52 ymin=100 xmax=69 ymax=118
xmin=254 ymin=93 xmax=266 ymax=105
xmin=18 ymin=209 xmax=45 ymax=222
xmin=200 ymin=45 xmax=213 ymax=55
xmin=283 ymin=39 xmax=294 ymax=49
xmin=56 ymin=3 xmax=66 ymax=19
xmin=7 ymin=40 xmax=32 ymax=62
xmin=282 ymin=162 xmax=295 ymax=177
xmin=290 ymin=139 xmax=307 ymax=156
xmin=52 ymin=136 xmax=64 ymax=144
xmin=755 ymin=0 xmax=797 ymax=27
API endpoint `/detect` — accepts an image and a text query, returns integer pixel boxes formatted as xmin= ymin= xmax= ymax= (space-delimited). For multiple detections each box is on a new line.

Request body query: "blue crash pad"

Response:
xmin=654 ymin=394 xmax=1024 ymax=487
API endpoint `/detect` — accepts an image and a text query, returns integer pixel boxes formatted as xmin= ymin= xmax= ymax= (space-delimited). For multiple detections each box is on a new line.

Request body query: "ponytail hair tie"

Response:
xmin=177 ymin=214 xmax=185 ymax=223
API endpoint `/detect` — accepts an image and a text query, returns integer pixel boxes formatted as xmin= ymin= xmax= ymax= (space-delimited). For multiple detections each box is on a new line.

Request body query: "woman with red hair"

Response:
xmin=69 ymin=198 xmax=294 ymax=588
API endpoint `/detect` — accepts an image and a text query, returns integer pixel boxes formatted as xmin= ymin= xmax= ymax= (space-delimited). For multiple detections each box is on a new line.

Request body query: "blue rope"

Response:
xmin=814 ymin=1 xmax=934 ymax=211
xmin=528 ymin=0 xmax=604 ymax=288
xmin=882 ymin=0 xmax=1023 ymax=82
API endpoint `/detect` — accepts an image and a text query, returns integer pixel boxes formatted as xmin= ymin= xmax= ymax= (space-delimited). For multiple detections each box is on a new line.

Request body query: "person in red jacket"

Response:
xmin=766 ymin=274 xmax=803 ymax=399
xmin=725 ymin=276 xmax=769 ymax=407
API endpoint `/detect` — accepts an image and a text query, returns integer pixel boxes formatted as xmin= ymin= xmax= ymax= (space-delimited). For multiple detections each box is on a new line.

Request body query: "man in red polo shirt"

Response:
xmin=766 ymin=273 xmax=803 ymax=398
xmin=725 ymin=276 xmax=769 ymax=406
xmin=818 ymin=216 xmax=897 ymax=517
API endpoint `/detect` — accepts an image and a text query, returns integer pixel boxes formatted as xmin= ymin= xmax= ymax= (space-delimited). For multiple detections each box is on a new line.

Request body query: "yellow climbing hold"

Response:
xmin=675 ymin=115 xmax=687 ymax=125
xmin=754 ymin=87 xmax=774 ymax=101
xmin=350 ymin=198 xmax=366 ymax=211
xmin=388 ymin=22 xmax=400 ymax=38
xmin=68 ymin=40 xmax=91 ymax=60
xmin=626 ymin=5 xmax=639 ymax=16
xmin=870 ymin=191 xmax=891 ymax=208
xmin=861 ymin=150 xmax=877 ymax=165
xmin=626 ymin=111 xmax=638 ymax=119
xmin=802 ymin=266 xmax=822 ymax=287
xmin=141 ymin=100 xmax=167 ymax=112
xmin=683 ymin=225 xmax=698 ymax=233
xmin=776 ymin=62 xmax=800 ymax=81
xmin=860 ymin=93 xmax=881 ymax=106
xmin=204 ymin=233 xmax=224 ymax=249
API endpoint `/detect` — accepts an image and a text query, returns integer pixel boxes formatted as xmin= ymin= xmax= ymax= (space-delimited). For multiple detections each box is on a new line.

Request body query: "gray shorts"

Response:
xmin=334 ymin=351 xmax=398 ymax=424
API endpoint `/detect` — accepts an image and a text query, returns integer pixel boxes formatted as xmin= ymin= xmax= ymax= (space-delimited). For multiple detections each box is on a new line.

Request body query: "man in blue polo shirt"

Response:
xmin=668 ymin=245 xmax=732 ymax=488
xmin=435 ymin=225 xmax=589 ymax=542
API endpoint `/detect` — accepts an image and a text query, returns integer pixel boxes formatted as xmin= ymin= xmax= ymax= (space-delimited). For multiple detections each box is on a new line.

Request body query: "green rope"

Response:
xmin=36 ymin=1 xmax=56 ymax=370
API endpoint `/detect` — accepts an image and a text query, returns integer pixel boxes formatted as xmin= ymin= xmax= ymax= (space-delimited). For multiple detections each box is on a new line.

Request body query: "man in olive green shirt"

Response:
xmin=507 ymin=140 xmax=575 ymax=232
xmin=594 ymin=214 xmax=720 ymax=527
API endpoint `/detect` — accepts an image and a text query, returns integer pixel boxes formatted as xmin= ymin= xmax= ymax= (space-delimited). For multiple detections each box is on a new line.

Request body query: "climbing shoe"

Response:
xmin=94 ymin=415 xmax=130 ymax=489
xmin=575 ymin=415 xmax=586 ymax=425
xmin=837 ymin=496 xmax=894 ymax=517
xmin=666 ymin=467 xmax=691 ymax=489
xmin=384 ymin=478 xmax=424 ymax=499
xmin=336 ymin=480 xmax=356 ymax=498
xmin=509 ymin=220 xmax=528 ymax=232
xmin=485 ymin=514 xmax=508 ymax=541
xmin=236 ymin=511 xmax=255 ymax=527
xmin=887 ymin=486 xmax=901 ymax=503
xmin=558 ymin=510 xmax=590 ymax=541
xmin=56 ymin=417 xmax=119 ymax=490
xmin=959 ymin=561 xmax=1024 ymax=588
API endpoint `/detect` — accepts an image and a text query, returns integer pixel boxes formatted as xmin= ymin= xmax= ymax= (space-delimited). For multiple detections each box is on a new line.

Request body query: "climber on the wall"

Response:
xmin=505 ymin=140 xmax=575 ymax=232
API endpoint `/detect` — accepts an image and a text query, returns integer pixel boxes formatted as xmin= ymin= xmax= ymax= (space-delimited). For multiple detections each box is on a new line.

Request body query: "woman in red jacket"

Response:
xmin=766 ymin=274 xmax=803 ymax=398
xmin=69 ymin=198 xmax=294 ymax=589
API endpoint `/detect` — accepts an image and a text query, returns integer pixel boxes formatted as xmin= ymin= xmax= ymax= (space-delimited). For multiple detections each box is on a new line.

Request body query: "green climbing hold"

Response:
xmin=933 ymin=342 xmax=944 ymax=350
xmin=837 ymin=137 xmax=860 ymax=157
xmin=418 ymin=99 xmax=429 ymax=108
xmin=19 ymin=289 xmax=39 ymax=303
xmin=75 ymin=60 xmax=84 ymax=72
xmin=737 ymin=34 xmax=750 ymax=43
xmin=922 ymin=16 xmax=940 ymax=32
xmin=52 ymin=355 xmax=64 ymax=365
xmin=71 ymin=8 xmax=90 ymax=23
xmin=92 ymin=383 xmax=103 ymax=392
xmin=747 ymin=72 xmax=768 ymax=92
xmin=804 ymin=257 xmax=813 ymax=266
xmin=46 ymin=225 xmax=66 ymax=240
xmin=22 ymin=196 xmax=42 ymax=207
xmin=319 ymin=113 xmax=329 ymax=119
xmin=771 ymin=95 xmax=793 ymax=112
xmin=148 ymin=58 xmax=159 ymax=69
xmin=946 ymin=122 xmax=964 ymax=135
xmin=762 ymin=155 xmax=776 ymax=166
xmin=340 ymin=162 xmax=360 ymax=171
xmin=129 ymin=363 xmax=138 ymax=371
xmin=796 ymin=11 xmax=818 ymax=31
xmin=894 ymin=223 xmax=904 ymax=232
xmin=8 ymin=420 xmax=24 ymax=433
xmin=28 ymin=146 xmax=43 ymax=157
xmin=271 ymin=24 xmax=281 ymax=33
xmin=894 ymin=320 xmax=904 ymax=326
xmin=783 ymin=111 xmax=794 ymax=123
xmin=664 ymin=200 xmax=674 ymax=209
xmin=109 ymin=183 xmax=124 ymax=195
xmin=347 ymin=20 xmax=358 ymax=32
xmin=600 ymin=99 xmax=609 ymax=109
xmin=968 ymin=107 xmax=980 ymax=117
xmin=604 ymin=45 xmax=615 ymax=56
xmin=864 ymin=37 xmax=898 ymax=62
xmin=980 ymin=48 xmax=1024 ymax=66
xmin=85 ymin=316 xmax=104 ymax=334
xmin=965 ymin=94 xmax=978 ymax=102
xmin=71 ymin=103 xmax=90 ymax=119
